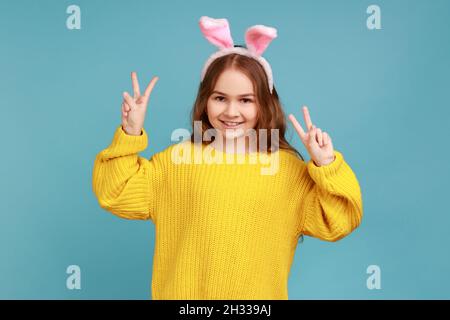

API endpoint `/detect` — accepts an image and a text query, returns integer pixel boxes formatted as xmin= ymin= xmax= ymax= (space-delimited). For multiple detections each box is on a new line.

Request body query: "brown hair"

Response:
xmin=190 ymin=48 xmax=304 ymax=161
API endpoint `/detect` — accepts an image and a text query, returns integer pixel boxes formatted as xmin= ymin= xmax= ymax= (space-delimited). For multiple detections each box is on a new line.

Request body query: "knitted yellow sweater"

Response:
xmin=92 ymin=125 xmax=363 ymax=300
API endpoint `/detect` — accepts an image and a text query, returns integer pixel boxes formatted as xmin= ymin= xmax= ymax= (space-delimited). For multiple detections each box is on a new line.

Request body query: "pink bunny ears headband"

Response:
xmin=199 ymin=16 xmax=278 ymax=94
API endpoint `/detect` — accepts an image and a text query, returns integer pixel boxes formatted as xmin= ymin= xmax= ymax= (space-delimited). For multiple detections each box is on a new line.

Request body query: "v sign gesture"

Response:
xmin=122 ymin=71 xmax=159 ymax=136
xmin=289 ymin=106 xmax=336 ymax=167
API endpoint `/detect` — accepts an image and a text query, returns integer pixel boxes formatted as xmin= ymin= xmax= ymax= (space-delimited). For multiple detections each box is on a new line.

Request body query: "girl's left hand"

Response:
xmin=288 ymin=106 xmax=336 ymax=167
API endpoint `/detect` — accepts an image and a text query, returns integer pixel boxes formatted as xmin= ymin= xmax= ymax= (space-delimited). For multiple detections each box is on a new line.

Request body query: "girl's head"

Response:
xmin=190 ymin=49 xmax=303 ymax=159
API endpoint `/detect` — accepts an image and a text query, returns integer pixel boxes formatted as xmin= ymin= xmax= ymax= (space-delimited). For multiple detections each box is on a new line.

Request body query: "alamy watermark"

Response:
xmin=170 ymin=121 xmax=281 ymax=175
xmin=66 ymin=5 xmax=81 ymax=30
xmin=367 ymin=5 xmax=381 ymax=30
xmin=366 ymin=265 xmax=381 ymax=290
xmin=66 ymin=265 xmax=81 ymax=290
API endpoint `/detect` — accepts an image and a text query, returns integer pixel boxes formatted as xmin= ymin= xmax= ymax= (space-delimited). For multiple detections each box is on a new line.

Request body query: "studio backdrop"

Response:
xmin=1 ymin=0 xmax=449 ymax=299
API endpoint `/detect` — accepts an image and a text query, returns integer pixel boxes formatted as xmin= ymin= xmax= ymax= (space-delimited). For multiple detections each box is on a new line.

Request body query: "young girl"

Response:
xmin=92 ymin=16 xmax=363 ymax=300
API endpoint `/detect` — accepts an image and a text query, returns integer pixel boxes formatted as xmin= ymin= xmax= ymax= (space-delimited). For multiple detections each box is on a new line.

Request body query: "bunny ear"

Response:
xmin=245 ymin=25 xmax=277 ymax=56
xmin=199 ymin=16 xmax=234 ymax=49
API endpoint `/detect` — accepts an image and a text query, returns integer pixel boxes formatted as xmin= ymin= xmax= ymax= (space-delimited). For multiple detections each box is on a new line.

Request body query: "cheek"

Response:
xmin=242 ymin=105 xmax=259 ymax=122
xmin=206 ymin=101 xmax=221 ymax=120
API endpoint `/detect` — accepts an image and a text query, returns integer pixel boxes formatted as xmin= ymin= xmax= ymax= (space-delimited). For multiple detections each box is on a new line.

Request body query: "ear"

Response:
xmin=199 ymin=16 xmax=234 ymax=49
xmin=245 ymin=25 xmax=277 ymax=56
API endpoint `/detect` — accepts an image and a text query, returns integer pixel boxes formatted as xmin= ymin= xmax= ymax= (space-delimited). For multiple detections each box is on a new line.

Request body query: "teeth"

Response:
xmin=222 ymin=121 xmax=242 ymax=126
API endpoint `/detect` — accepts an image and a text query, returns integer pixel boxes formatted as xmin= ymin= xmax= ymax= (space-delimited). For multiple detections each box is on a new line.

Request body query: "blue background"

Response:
xmin=1 ymin=0 xmax=449 ymax=299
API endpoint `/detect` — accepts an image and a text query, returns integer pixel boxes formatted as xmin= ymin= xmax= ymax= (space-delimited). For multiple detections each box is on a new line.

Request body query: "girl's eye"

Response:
xmin=213 ymin=96 xmax=253 ymax=103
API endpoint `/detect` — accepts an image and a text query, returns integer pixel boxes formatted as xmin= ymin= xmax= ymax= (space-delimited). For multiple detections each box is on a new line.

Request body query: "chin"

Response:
xmin=222 ymin=128 xmax=247 ymax=140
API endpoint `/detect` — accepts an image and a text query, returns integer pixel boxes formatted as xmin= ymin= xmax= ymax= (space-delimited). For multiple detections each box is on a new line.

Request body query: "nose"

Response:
xmin=223 ymin=101 xmax=240 ymax=118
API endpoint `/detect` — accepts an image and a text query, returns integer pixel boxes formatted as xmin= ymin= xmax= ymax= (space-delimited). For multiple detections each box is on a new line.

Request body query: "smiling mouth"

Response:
xmin=220 ymin=120 xmax=244 ymax=128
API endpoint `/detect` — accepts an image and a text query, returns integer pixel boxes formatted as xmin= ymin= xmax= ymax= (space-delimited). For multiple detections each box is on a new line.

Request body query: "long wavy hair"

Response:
xmin=190 ymin=47 xmax=304 ymax=160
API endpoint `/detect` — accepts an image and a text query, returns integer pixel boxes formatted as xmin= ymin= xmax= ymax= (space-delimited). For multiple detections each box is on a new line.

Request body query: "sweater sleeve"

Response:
xmin=297 ymin=150 xmax=363 ymax=242
xmin=92 ymin=125 xmax=166 ymax=221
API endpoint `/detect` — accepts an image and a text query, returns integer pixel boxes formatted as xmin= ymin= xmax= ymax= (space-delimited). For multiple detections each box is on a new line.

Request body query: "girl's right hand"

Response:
xmin=121 ymin=71 xmax=159 ymax=136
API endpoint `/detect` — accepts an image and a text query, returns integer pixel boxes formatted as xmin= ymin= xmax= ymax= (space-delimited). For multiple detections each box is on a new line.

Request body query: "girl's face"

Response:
xmin=206 ymin=68 xmax=259 ymax=141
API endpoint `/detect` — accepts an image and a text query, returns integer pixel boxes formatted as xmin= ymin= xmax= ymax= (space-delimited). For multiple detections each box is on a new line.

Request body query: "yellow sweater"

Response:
xmin=92 ymin=125 xmax=363 ymax=300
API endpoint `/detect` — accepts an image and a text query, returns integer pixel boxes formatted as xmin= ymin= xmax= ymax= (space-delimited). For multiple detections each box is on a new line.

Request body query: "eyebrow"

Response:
xmin=212 ymin=91 xmax=255 ymax=97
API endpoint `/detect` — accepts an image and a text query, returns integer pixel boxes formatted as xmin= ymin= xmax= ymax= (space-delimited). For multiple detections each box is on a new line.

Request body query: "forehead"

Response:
xmin=213 ymin=69 xmax=254 ymax=95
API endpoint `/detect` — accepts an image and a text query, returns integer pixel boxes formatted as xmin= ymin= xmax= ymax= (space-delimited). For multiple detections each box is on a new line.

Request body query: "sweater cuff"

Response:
xmin=306 ymin=150 xmax=344 ymax=184
xmin=108 ymin=125 xmax=148 ymax=156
